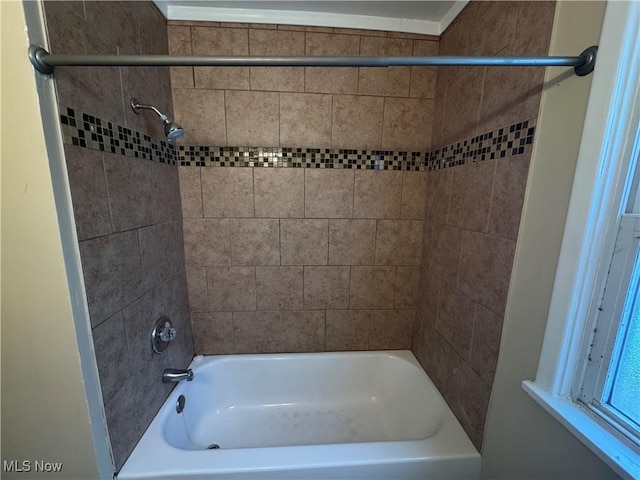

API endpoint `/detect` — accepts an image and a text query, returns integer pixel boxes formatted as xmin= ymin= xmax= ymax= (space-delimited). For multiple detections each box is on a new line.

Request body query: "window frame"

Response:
xmin=522 ymin=1 xmax=640 ymax=479
xmin=576 ymin=214 xmax=640 ymax=447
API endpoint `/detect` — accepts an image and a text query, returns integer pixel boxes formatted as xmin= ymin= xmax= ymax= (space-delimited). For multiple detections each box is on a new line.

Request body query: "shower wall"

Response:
xmin=169 ymin=22 xmax=438 ymax=353
xmin=43 ymin=1 xmax=193 ymax=470
xmin=411 ymin=1 xmax=556 ymax=449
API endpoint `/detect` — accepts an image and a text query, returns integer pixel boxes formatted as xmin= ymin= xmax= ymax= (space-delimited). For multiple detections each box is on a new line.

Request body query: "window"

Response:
xmin=522 ymin=2 xmax=640 ymax=478
xmin=575 ymin=150 xmax=640 ymax=451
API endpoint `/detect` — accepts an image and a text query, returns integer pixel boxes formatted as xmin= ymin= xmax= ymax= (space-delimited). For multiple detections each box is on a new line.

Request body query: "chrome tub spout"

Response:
xmin=162 ymin=368 xmax=194 ymax=383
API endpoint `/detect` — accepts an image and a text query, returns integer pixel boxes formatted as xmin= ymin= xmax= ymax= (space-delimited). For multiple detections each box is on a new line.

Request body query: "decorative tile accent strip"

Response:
xmin=60 ymin=107 xmax=535 ymax=171
xmin=60 ymin=108 xmax=178 ymax=165
xmin=425 ymin=119 xmax=537 ymax=171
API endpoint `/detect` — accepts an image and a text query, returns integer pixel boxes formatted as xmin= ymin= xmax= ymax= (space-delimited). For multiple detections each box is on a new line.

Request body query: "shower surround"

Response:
xmin=412 ymin=1 xmax=556 ymax=448
xmin=43 ymin=0 xmax=557 ymax=471
xmin=43 ymin=0 xmax=193 ymax=470
xmin=169 ymin=22 xmax=439 ymax=354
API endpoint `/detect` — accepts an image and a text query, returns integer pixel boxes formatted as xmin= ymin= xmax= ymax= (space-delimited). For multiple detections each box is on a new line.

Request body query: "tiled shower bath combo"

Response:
xmin=44 ymin=0 xmax=555 ymax=474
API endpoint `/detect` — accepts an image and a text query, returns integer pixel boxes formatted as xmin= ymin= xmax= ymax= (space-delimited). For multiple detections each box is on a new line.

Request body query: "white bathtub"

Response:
xmin=117 ymin=351 xmax=480 ymax=480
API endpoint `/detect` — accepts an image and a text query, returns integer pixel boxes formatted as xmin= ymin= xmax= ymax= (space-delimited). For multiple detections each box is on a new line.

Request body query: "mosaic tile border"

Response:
xmin=60 ymin=108 xmax=178 ymax=165
xmin=60 ymin=108 xmax=535 ymax=171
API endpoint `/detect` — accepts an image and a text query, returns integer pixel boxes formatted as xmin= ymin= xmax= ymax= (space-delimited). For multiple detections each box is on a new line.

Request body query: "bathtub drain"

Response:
xmin=208 ymin=444 xmax=220 ymax=450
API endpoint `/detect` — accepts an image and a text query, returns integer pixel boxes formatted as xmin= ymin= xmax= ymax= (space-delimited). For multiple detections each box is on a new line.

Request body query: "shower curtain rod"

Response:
xmin=28 ymin=45 xmax=598 ymax=77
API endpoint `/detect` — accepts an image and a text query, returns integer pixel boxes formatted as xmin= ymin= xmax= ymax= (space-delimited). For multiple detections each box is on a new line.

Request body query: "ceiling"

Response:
xmin=153 ymin=1 xmax=469 ymax=36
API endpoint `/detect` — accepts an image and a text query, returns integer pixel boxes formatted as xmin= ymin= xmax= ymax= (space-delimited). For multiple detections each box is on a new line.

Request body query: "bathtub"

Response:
xmin=117 ymin=351 xmax=480 ymax=479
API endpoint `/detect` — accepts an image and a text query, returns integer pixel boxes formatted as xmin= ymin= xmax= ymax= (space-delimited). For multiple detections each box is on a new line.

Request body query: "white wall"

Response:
xmin=0 ymin=2 xmax=107 ymax=478
xmin=482 ymin=2 xmax=618 ymax=478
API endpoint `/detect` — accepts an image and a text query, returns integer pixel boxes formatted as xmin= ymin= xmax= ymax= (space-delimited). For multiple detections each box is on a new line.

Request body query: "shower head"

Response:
xmin=130 ymin=98 xmax=184 ymax=143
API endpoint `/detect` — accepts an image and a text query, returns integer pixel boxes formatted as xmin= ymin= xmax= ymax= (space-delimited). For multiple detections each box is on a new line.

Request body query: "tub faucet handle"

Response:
xmin=158 ymin=326 xmax=176 ymax=342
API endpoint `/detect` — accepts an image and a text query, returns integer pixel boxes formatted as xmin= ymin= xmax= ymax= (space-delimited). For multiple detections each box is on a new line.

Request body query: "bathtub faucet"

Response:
xmin=162 ymin=368 xmax=194 ymax=383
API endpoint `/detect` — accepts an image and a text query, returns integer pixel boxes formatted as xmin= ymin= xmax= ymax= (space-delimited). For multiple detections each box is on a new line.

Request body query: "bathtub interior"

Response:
xmin=165 ymin=351 xmax=446 ymax=450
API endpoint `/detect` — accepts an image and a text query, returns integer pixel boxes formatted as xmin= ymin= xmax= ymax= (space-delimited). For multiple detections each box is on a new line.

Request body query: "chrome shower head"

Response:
xmin=163 ymin=119 xmax=184 ymax=142
xmin=130 ymin=98 xmax=184 ymax=143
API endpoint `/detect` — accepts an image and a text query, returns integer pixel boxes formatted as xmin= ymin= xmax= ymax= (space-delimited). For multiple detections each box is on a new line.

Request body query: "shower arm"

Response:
xmin=131 ymin=100 xmax=168 ymax=121
xmin=28 ymin=45 xmax=599 ymax=77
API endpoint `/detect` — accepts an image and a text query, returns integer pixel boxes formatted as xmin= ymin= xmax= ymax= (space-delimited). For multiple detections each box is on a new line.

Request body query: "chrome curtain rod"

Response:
xmin=29 ymin=45 xmax=598 ymax=77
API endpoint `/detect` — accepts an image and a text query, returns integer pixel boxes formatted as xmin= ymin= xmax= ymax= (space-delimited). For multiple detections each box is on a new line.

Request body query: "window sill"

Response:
xmin=523 ymin=381 xmax=639 ymax=479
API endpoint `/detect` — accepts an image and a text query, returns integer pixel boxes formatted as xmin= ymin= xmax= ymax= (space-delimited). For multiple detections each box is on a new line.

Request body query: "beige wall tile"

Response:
xmin=458 ymin=230 xmax=516 ymax=316
xmin=226 ymin=91 xmax=280 ymax=146
xmin=251 ymin=68 xmax=304 ymax=92
xmin=332 ymin=95 xmax=384 ymax=150
xmin=139 ymin=221 xmax=185 ymax=290
xmin=64 ymin=145 xmax=111 ymax=241
xmin=427 ymin=224 xmax=462 ymax=287
xmin=353 ymin=170 xmax=403 ymax=218
xmin=167 ymin=25 xmax=194 ymax=88
xmin=248 ymin=24 xmax=278 ymax=30
xmin=512 ymin=1 xmax=556 ymax=56
xmin=410 ymin=66 xmax=437 ymax=99
xmin=430 ymin=67 xmax=447 ymax=148
xmin=415 ymin=271 xmax=440 ymax=334
xmin=256 ymin=266 xmax=303 ymax=310
xmin=410 ymin=40 xmax=438 ymax=99
xmin=382 ymin=97 xmax=434 ymax=151
xmin=358 ymin=66 xmax=411 ymax=97
xmin=369 ymin=310 xmax=414 ymax=350
xmin=448 ymin=160 xmax=496 ymax=232
xmin=92 ymin=312 xmax=130 ymax=404
xmin=395 ymin=266 xmax=419 ymax=309
xmin=305 ymin=68 xmax=359 ymax=95
xmin=305 ymin=169 xmax=354 ymax=218
xmin=249 ymin=28 xmax=305 ymax=55
xmin=424 ymin=168 xmax=452 ymax=224
xmin=477 ymin=65 xmax=543 ymax=135
xmin=172 ymin=88 xmax=226 ymax=145
xmin=333 ymin=28 xmax=386 ymax=37
xmin=375 ymin=220 xmax=423 ymax=265
xmin=441 ymin=68 xmax=483 ymax=146
xmin=102 ymin=158 xmax=175 ymax=230
xmin=388 ymin=31 xmax=438 ymax=41
xmin=306 ymin=32 xmax=360 ymax=55
xmin=303 ymin=266 xmax=350 ymax=309
xmin=168 ymin=25 xmax=192 ymax=55
xmin=280 ymin=219 xmax=328 ymax=265
xmin=358 ymin=37 xmax=412 ymax=97
xmin=325 ymin=310 xmax=370 ymax=351
xmin=435 ymin=286 xmax=475 ymax=360
xmin=401 ymin=171 xmax=428 ymax=220
xmin=466 ymin=1 xmax=518 ymax=56
xmin=207 ymin=266 xmax=256 ymax=311
xmin=233 ymin=310 xmax=324 ymax=353
xmin=445 ymin=349 xmax=490 ymax=449
xmin=79 ymin=231 xmax=143 ymax=326
xmin=192 ymin=312 xmax=234 ymax=354
xmin=178 ymin=167 xmax=203 ymax=218
xmin=254 ymin=168 xmax=304 ymax=218
xmin=249 ymin=29 xmax=305 ymax=91
xmin=183 ymin=218 xmax=231 ymax=266
xmin=349 ymin=266 xmax=395 ymax=309
xmin=201 ymin=167 xmax=254 ymax=217
xmin=280 ymin=93 xmax=332 ymax=148
xmin=186 ymin=266 xmax=208 ymax=313
xmin=230 ymin=218 xmax=280 ymax=266
xmin=195 ymin=66 xmax=250 ymax=90
xmin=488 ymin=153 xmax=531 ymax=240
xmin=470 ymin=304 xmax=504 ymax=386
xmin=191 ymin=27 xmax=250 ymax=89
xmin=328 ymin=219 xmax=376 ymax=266
xmin=305 ymin=33 xmax=359 ymax=95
